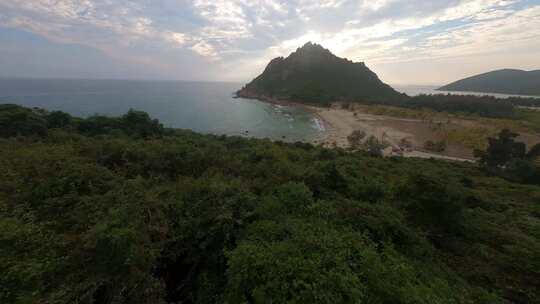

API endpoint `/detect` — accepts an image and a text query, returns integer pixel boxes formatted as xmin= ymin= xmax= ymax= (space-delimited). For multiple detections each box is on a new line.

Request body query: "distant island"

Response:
xmin=438 ymin=69 xmax=540 ymax=96
xmin=236 ymin=42 xmax=404 ymax=105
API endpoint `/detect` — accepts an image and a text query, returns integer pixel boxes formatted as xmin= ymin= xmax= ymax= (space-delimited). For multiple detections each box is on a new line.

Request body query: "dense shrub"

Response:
xmin=1 ymin=105 xmax=539 ymax=303
xmin=404 ymin=94 xmax=516 ymax=118
xmin=0 ymin=104 xmax=48 ymax=137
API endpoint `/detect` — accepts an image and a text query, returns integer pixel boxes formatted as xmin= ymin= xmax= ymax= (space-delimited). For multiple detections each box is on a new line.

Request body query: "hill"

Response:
xmin=1 ymin=104 xmax=540 ymax=303
xmin=236 ymin=42 xmax=403 ymax=105
xmin=439 ymin=69 xmax=540 ymax=96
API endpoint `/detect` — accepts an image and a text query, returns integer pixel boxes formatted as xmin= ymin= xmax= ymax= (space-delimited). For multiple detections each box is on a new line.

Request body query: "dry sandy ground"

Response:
xmin=309 ymin=107 xmax=411 ymax=149
xmin=262 ymin=98 xmax=539 ymax=162
xmin=308 ymin=106 xmax=478 ymax=162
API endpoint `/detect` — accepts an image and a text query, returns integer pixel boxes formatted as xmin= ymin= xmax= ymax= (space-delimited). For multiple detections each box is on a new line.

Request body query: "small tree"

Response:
xmin=46 ymin=111 xmax=72 ymax=129
xmin=363 ymin=135 xmax=389 ymax=157
xmin=122 ymin=109 xmax=164 ymax=138
xmin=0 ymin=104 xmax=48 ymax=137
xmin=347 ymin=130 xmax=366 ymax=149
xmin=399 ymin=138 xmax=413 ymax=150
xmin=526 ymin=143 xmax=540 ymax=160
xmin=474 ymin=129 xmax=526 ymax=169
xmin=474 ymin=129 xmax=540 ymax=184
xmin=341 ymin=103 xmax=352 ymax=110
xmin=400 ymin=173 xmax=464 ymax=236
xmin=424 ymin=140 xmax=446 ymax=152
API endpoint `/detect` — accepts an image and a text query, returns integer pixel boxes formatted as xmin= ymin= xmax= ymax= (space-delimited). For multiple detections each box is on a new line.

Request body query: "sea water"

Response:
xmin=0 ymin=78 xmax=324 ymax=142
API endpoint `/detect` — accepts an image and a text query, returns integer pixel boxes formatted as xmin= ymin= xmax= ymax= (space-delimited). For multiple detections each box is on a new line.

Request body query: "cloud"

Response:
xmin=193 ymin=0 xmax=252 ymax=41
xmin=192 ymin=40 xmax=219 ymax=58
xmin=166 ymin=32 xmax=189 ymax=46
xmin=0 ymin=0 xmax=538 ymax=83
xmin=474 ymin=9 xmax=514 ymax=20
xmin=361 ymin=0 xmax=393 ymax=11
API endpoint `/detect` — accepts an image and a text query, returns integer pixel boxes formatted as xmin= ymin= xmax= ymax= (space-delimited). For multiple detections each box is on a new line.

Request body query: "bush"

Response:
xmin=0 ymin=104 xmax=48 ymax=137
xmin=1 ymin=105 xmax=539 ymax=303
xmin=121 ymin=109 xmax=164 ymax=138
xmin=347 ymin=130 xmax=366 ymax=149
xmin=363 ymin=135 xmax=389 ymax=156
xmin=400 ymin=173 xmax=465 ymax=237
xmin=46 ymin=111 xmax=72 ymax=129
xmin=424 ymin=140 xmax=447 ymax=152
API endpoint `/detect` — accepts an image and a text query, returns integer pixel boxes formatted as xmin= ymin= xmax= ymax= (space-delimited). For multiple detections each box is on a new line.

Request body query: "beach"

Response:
xmin=307 ymin=105 xmax=476 ymax=161
xmin=308 ymin=106 xmax=412 ymax=149
xmin=307 ymin=103 xmax=540 ymax=162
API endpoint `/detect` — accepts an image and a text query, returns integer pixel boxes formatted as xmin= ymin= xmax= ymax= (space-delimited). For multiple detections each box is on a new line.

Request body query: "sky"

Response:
xmin=0 ymin=0 xmax=539 ymax=85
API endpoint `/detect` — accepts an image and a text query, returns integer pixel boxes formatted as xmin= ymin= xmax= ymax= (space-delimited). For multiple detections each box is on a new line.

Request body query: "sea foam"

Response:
xmin=312 ymin=117 xmax=326 ymax=131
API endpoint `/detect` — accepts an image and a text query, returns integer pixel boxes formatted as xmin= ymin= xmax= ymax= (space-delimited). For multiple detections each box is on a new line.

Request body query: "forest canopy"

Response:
xmin=1 ymin=104 xmax=539 ymax=303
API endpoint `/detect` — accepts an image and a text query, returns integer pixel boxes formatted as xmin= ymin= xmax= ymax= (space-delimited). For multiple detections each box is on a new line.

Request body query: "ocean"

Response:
xmin=0 ymin=78 xmax=325 ymax=142
xmin=1 ymin=79 xmax=535 ymax=142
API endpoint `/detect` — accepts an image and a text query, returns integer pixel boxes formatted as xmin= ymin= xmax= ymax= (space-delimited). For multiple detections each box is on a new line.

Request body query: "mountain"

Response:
xmin=438 ymin=69 xmax=540 ymax=96
xmin=237 ymin=42 xmax=403 ymax=105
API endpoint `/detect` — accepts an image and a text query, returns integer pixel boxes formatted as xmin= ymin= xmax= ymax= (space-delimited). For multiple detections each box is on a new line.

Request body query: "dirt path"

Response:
xmin=404 ymin=151 xmax=474 ymax=162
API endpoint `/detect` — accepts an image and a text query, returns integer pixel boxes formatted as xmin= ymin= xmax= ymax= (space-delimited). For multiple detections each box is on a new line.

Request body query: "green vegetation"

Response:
xmin=1 ymin=105 xmax=540 ymax=303
xmin=346 ymin=130 xmax=366 ymax=149
xmin=442 ymin=127 xmax=494 ymax=150
xmin=405 ymin=94 xmax=517 ymax=119
xmin=0 ymin=104 xmax=164 ymax=139
xmin=439 ymin=69 xmax=540 ymax=96
xmin=424 ymin=140 xmax=447 ymax=153
xmin=349 ymin=93 xmax=527 ymax=119
xmin=360 ymin=104 xmax=440 ymax=120
xmin=515 ymin=108 xmax=540 ymax=132
xmin=346 ymin=131 xmax=389 ymax=156
xmin=475 ymin=129 xmax=540 ymax=184
xmin=508 ymin=97 xmax=540 ymax=108
xmin=362 ymin=135 xmax=390 ymax=156
xmin=0 ymin=104 xmax=49 ymax=137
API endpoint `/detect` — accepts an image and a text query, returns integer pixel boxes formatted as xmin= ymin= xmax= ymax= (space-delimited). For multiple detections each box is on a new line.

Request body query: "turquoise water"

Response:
xmin=0 ymin=79 xmax=325 ymax=142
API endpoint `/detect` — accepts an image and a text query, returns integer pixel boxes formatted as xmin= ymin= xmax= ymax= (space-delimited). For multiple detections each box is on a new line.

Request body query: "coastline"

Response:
xmin=236 ymin=89 xmax=392 ymax=149
xmin=235 ymin=89 xmax=333 ymax=143
xmin=236 ymin=91 xmax=476 ymax=162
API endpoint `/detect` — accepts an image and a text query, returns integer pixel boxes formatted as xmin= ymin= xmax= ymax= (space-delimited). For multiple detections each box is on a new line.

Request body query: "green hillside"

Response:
xmin=439 ymin=69 xmax=540 ymax=96
xmin=237 ymin=42 xmax=404 ymax=105
xmin=1 ymin=104 xmax=540 ymax=303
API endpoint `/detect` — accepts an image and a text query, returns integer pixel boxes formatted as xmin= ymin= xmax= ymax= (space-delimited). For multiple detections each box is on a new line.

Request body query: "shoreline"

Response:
xmin=236 ymin=92 xmax=476 ymax=162
xmin=235 ymin=90 xmax=333 ymax=143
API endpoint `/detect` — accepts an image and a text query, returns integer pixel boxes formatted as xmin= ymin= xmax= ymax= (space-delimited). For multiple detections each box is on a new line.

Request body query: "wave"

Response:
xmin=311 ymin=117 xmax=326 ymax=131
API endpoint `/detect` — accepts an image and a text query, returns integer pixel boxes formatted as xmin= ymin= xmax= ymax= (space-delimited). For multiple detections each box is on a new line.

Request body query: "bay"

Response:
xmin=0 ymin=78 xmax=325 ymax=142
xmin=3 ymin=79 xmax=535 ymax=144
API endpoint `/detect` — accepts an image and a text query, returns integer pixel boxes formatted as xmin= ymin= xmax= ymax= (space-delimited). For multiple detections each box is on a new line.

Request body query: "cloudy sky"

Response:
xmin=0 ymin=0 xmax=539 ymax=85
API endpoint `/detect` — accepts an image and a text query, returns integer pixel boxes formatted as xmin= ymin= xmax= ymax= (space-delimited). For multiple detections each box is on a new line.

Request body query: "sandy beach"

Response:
xmin=306 ymin=105 xmax=477 ymax=161
xmin=244 ymin=97 xmax=539 ymax=162
xmin=308 ymin=106 xmax=412 ymax=149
